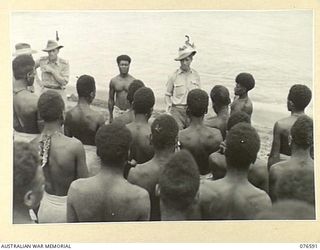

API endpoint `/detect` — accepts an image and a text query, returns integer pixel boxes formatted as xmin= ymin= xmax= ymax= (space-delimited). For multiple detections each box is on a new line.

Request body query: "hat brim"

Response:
xmin=42 ymin=45 xmax=64 ymax=52
xmin=174 ymin=51 xmax=196 ymax=61
xmin=12 ymin=49 xmax=37 ymax=57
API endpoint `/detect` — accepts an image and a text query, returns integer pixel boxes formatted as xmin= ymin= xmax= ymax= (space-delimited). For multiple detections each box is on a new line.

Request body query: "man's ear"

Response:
xmin=24 ymin=190 xmax=34 ymax=207
xmin=155 ymin=184 xmax=160 ymax=197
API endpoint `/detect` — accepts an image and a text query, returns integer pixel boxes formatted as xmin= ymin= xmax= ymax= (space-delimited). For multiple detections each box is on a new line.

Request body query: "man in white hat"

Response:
xmin=165 ymin=36 xmax=201 ymax=130
xmin=35 ymin=40 xmax=69 ymax=103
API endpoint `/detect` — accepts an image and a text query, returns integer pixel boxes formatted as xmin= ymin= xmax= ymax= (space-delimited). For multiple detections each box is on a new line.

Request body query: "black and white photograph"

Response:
xmin=11 ymin=10 xmax=314 ymax=225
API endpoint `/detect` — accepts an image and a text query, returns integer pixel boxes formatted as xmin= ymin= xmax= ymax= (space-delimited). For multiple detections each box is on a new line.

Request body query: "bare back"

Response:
xmin=13 ymin=90 xmax=39 ymax=134
xmin=200 ymin=178 xmax=271 ymax=220
xmin=179 ymin=125 xmax=223 ymax=175
xmin=109 ymin=74 xmax=135 ymax=110
xmin=31 ymin=133 xmax=88 ymax=196
xmin=67 ymin=173 xmax=150 ymax=222
xmin=204 ymin=115 xmax=228 ymax=140
xmin=126 ymin=122 xmax=154 ymax=164
xmin=64 ymin=105 xmax=105 ymax=145
xmin=230 ymin=97 xmax=253 ymax=118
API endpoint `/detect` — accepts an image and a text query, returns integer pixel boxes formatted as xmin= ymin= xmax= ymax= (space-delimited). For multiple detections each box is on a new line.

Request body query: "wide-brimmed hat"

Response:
xmin=175 ymin=35 xmax=197 ymax=61
xmin=42 ymin=40 xmax=63 ymax=52
xmin=12 ymin=43 xmax=37 ymax=56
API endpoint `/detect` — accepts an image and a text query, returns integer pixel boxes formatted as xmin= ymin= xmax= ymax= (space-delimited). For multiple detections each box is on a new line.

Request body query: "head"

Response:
xmin=127 ymin=80 xmax=145 ymax=105
xmin=287 ymin=84 xmax=312 ymax=112
xmin=179 ymin=55 xmax=193 ymax=72
xmin=95 ymin=123 xmax=132 ymax=165
xmin=116 ymin=55 xmax=131 ymax=75
xmin=151 ymin=114 xmax=179 ymax=151
xmin=38 ymin=90 xmax=65 ymax=123
xmin=47 ymin=48 xmax=59 ymax=62
xmin=76 ymin=75 xmax=96 ymax=103
xmin=12 ymin=54 xmax=36 ymax=86
xmin=13 ymin=141 xmax=45 ymax=210
xmin=186 ymin=89 xmax=209 ymax=118
xmin=256 ymin=200 xmax=315 ymax=220
xmin=225 ymin=123 xmax=260 ymax=170
xmin=132 ymin=87 xmax=155 ymax=117
xmin=210 ymin=85 xmax=231 ymax=113
xmin=159 ymin=150 xmax=200 ymax=211
xmin=290 ymin=115 xmax=313 ymax=150
xmin=234 ymin=73 xmax=255 ymax=96
xmin=227 ymin=111 xmax=251 ymax=131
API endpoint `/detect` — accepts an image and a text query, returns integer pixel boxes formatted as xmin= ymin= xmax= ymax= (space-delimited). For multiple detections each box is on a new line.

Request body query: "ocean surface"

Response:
xmin=11 ymin=11 xmax=313 ymax=156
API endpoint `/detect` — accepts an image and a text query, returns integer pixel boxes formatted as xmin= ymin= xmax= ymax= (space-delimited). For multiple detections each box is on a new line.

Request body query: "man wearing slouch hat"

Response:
xmin=165 ymin=35 xmax=201 ymax=130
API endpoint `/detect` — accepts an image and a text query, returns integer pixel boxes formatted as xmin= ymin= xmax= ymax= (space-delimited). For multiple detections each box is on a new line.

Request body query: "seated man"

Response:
xmin=159 ymin=150 xmax=201 ymax=221
xmin=204 ymin=85 xmax=231 ymax=139
xmin=113 ymin=79 xmax=145 ymax=125
xmin=67 ymin=123 xmax=150 ymax=222
xmin=179 ymin=89 xmax=223 ymax=176
xmin=200 ymin=123 xmax=271 ymax=220
xmin=13 ymin=54 xmax=39 ymax=134
xmin=13 ymin=141 xmax=45 ymax=224
xmin=209 ymin=111 xmax=269 ymax=192
xmin=64 ymin=75 xmax=105 ymax=145
xmin=128 ymin=114 xmax=179 ymax=220
xmin=268 ymin=84 xmax=312 ymax=168
xmin=126 ymin=87 xmax=155 ymax=164
xmin=269 ymin=115 xmax=314 ymax=202
xmin=31 ymin=91 xmax=89 ymax=223
xmin=230 ymin=72 xmax=255 ymax=118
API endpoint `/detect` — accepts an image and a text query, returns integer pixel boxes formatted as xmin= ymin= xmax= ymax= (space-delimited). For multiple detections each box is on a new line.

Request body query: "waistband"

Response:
xmin=172 ymin=104 xmax=187 ymax=108
xmin=43 ymin=85 xmax=63 ymax=90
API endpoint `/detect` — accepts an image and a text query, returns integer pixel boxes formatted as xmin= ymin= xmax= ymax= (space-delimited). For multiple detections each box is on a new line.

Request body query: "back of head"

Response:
xmin=95 ymin=123 xmax=132 ymax=165
xmin=127 ymin=79 xmax=145 ymax=104
xmin=76 ymin=75 xmax=96 ymax=98
xmin=210 ymin=85 xmax=231 ymax=106
xmin=151 ymin=114 xmax=179 ymax=150
xmin=12 ymin=54 xmax=35 ymax=80
xmin=256 ymin=200 xmax=315 ymax=220
xmin=288 ymin=84 xmax=312 ymax=111
xmin=38 ymin=90 xmax=65 ymax=122
xmin=291 ymin=115 xmax=313 ymax=150
xmin=159 ymin=150 xmax=200 ymax=211
xmin=187 ymin=89 xmax=208 ymax=117
xmin=227 ymin=111 xmax=251 ymax=131
xmin=132 ymin=87 xmax=155 ymax=114
xmin=116 ymin=54 xmax=131 ymax=64
xmin=225 ymin=123 xmax=260 ymax=169
xmin=13 ymin=141 xmax=39 ymax=204
xmin=276 ymin=168 xmax=315 ymax=206
xmin=235 ymin=72 xmax=255 ymax=92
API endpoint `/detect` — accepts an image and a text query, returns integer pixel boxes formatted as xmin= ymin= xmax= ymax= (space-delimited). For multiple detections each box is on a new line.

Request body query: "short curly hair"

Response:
xmin=227 ymin=111 xmax=251 ymax=131
xmin=151 ymin=114 xmax=179 ymax=150
xmin=116 ymin=55 xmax=131 ymax=64
xmin=210 ymin=85 xmax=231 ymax=106
xmin=76 ymin=75 xmax=96 ymax=98
xmin=291 ymin=115 xmax=313 ymax=149
xmin=95 ymin=123 xmax=132 ymax=165
xmin=127 ymin=80 xmax=145 ymax=104
xmin=225 ymin=123 xmax=260 ymax=169
xmin=38 ymin=90 xmax=65 ymax=122
xmin=276 ymin=168 xmax=315 ymax=206
xmin=235 ymin=72 xmax=255 ymax=91
xmin=159 ymin=150 xmax=200 ymax=211
xmin=12 ymin=54 xmax=35 ymax=80
xmin=288 ymin=84 xmax=312 ymax=111
xmin=13 ymin=141 xmax=39 ymax=203
xmin=132 ymin=87 xmax=155 ymax=114
xmin=187 ymin=89 xmax=209 ymax=117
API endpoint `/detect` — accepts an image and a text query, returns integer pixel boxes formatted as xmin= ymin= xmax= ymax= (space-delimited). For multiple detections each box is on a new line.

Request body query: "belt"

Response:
xmin=43 ymin=85 xmax=63 ymax=90
xmin=172 ymin=104 xmax=187 ymax=108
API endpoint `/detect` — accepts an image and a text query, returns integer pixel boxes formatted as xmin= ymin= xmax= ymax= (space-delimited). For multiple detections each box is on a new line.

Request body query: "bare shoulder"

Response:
xmin=128 ymin=163 xmax=145 ymax=184
xmin=199 ymin=180 xmax=220 ymax=203
xmin=248 ymin=186 xmax=272 ymax=208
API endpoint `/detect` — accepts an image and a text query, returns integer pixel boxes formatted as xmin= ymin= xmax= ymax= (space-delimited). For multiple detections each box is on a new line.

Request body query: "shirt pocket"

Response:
xmin=174 ymin=82 xmax=186 ymax=98
xmin=190 ymin=80 xmax=200 ymax=90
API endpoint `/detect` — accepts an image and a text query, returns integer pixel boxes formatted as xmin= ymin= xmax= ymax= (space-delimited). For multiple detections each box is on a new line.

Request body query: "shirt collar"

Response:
xmin=178 ymin=68 xmax=193 ymax=74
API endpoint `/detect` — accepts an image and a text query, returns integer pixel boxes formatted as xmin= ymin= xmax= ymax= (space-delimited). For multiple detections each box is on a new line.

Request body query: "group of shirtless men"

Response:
xmin=13 ymin=39 xmax=314 ymax=223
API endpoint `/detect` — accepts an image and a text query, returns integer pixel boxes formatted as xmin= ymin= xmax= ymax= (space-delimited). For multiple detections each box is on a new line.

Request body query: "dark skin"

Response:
xmin=67 ymin=165 xmax=150 ymax=222
xmin=230 ymin=84 xmax=253 ymax=118
xmin=64 ymin=94 xmax=105 ymax=146
xmin=31 ymin=123 xmax=88 ymax=196
xmin=204 ymin=104 xmax=229 ymax=139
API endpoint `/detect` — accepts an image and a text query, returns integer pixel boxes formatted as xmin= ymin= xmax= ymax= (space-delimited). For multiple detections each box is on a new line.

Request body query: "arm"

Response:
xmin=75 ymin=140 xmax=89 ymax=178
xmin=108 ymin=80 xmax=115 ymax=123
xmin=67 ymin=183 xmax=79 ymax=223
xmin=267 ymin=122 xmax=281 ymax=169
xmin=44 ymin=62 xmax=69 ymax=87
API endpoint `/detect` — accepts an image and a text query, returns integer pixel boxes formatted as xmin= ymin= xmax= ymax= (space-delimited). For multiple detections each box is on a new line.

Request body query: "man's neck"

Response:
xmin=100 ymin=162 xmax=125 ymax=177
xmin=216 ymin=106 xmax=229 ymax=117
xmin=291 ymin=110 xmax=305 ymax=116
xmin=42 ymin=122 xmax=63 ymax=134
xmin=78 ymin=97 xmax=91 ymax=107
xmin=160 ymin=203 xmax=190 ymax=221
xmin=134 ymin=113 xmax=149 ymax=123
xmin=154 ymin=147 xmax=175 ymax=161
xmin=14 ymin=79 xmax=28 ymax=90
xmin=238 ymin=93 xmax=248 ymax=99
xmin=120 ymin=73 xmax=129 ymax=78
xmin=180 ymin=67 xmax=191 ymax=73
xmin=225 ymin=167 xmax=249 ymax=182
xmin=189 ymin=116 xmax=204 ymax=127
xmin=291 ymin=146 xmax=312 ymax=161
xmin=49 ymin=57 xmax=58 ymax=63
